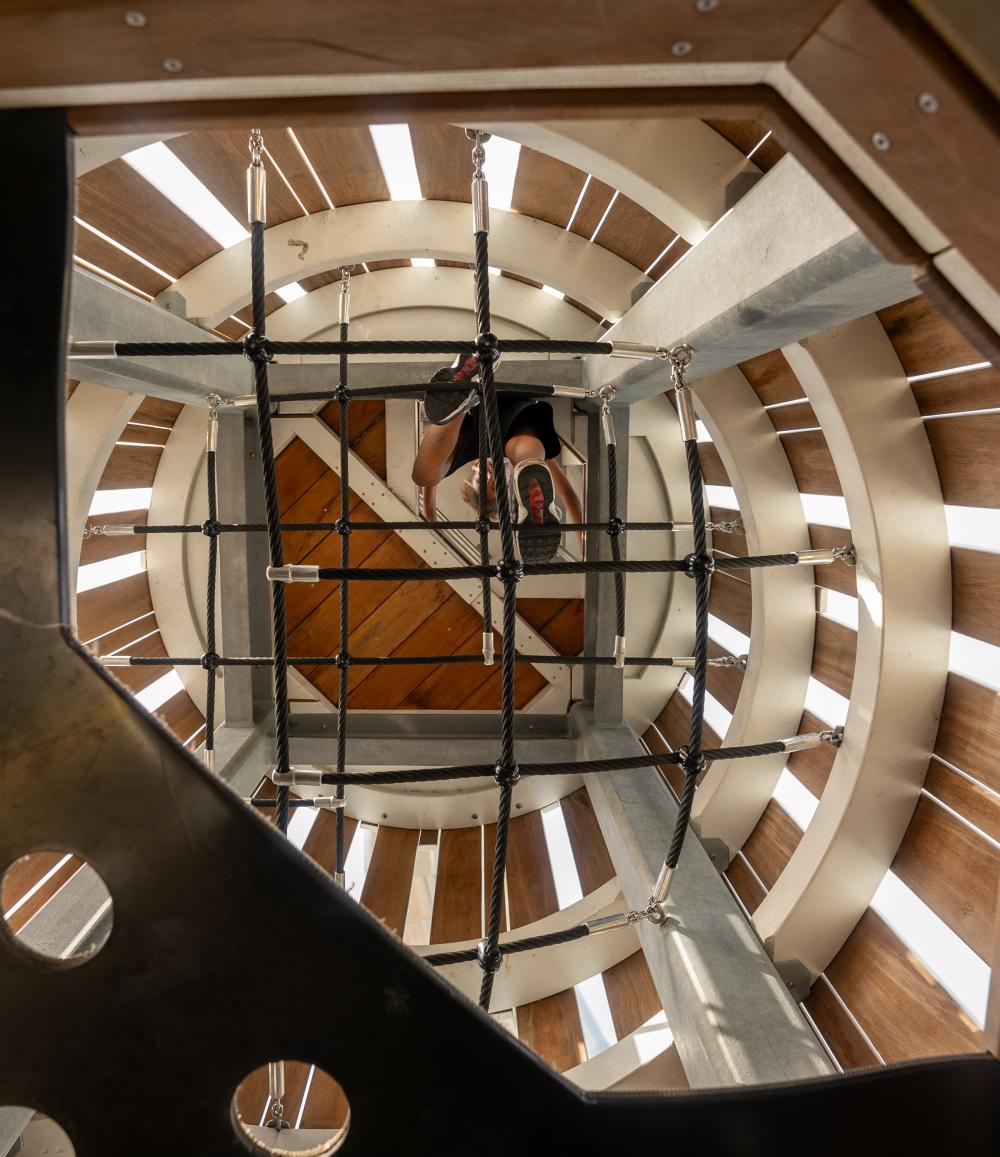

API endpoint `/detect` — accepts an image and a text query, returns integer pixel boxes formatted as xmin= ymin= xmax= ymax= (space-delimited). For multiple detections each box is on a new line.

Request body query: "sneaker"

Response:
xmin=512 ymin=459 xmax=562 ymax=563
xmin=423 ymin=353 xmax=481 ymax=425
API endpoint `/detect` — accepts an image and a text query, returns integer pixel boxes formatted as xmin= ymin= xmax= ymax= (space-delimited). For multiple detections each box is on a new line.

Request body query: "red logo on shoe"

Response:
xmin=528 ymin=479 xmax=545 ymax=524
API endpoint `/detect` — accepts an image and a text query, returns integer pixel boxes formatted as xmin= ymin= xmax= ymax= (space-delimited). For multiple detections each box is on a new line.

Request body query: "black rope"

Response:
xmin=336 ymin=303 xmax=350 ymax=877
xmin=424 ymin=923 xmax=590 ymax=967
xmin=270 ymin=380 xmax=555 ymax=403
xmin=606 ymin=436 xmax=626 ymax=643
xmin=139 ymin=519 xmax=694 ymax=534
xmin=114 ymin=652 xmax=708 ymax=668
xmin=204 ymin=432 xmax=218 ymax=764
xmin=112 ymin=338 xmax=617 ymax=358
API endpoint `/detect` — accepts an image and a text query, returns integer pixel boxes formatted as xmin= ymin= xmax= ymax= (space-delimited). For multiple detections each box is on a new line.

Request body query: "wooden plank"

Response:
xmin=911 ymin=365 xmax=1000 ymax=417
xmin=84 ymin=610 xmax=156 ymax=656
xmin=156 ymin=688 xmax=205 ymax=744
xmin=291 ymin=125 xmax=389 ymax=206
xmin=804 ymin=975 xmax=881 ymax=1070
xmin=742 ymin=801 xmax=802 ymax=889
xmin=654 ymin=691 xmax=722 ymax=755
xmin=704 ymin=118 xmax=785 ymax=170
xmin=320 ymin=398 xmax=387 ymax=480
xmin=302 ymin=811 xmax=358 ymax=876
xmin=360 ymin=826 xmax=419 ymax=937
xmin=298 ymin=1067 xmax=349 ymax=1130
xmin=276 ymin=436 xmax=334 ymax=510
xmin=97 ymin=443 xmax=162 ymax=489
xmin=80 ymin=510 xmax=147 ymax=565
xmin=602 ymin=950 xmax=661 ymax=1039
xmin=560 ymin=787 xmax=615 ymax=895
xmin=708 ymin=572 xmax=752 ymax=635
xmin=482 ymin=821 xmax=508 ymax=935
xmin=390 ymin=622 xmax=491 ymax=711
xmin=809 ymin=524 xmax=857 ymax=595
xmin=122 ymin=421 xmax=171 ymax=446
xmin=781 ymin=429 xmax=841 ymax=495
xmin=925 ymin=413 xmax=1000 ymax=506
xmin=73 ymin=219 xmax=170 ymax=297
xmin=591 ymin=192 xmax=676 ymax=272
xmin=430 ymin=826 xmax=482 ymax=944
xmin=725 ymin=854 xmax=767 ymax=915
xmin=951 ymin=547 xmax=1000 ymax=646
xmin=649 ymin=236 xmax=691 ymax=281
xmin=77 ymin=159 xmax=219 ymax=277
xmin=706 ymin=639 xmax=744 ymax=713
xmin=538 ymin=599 xmax=585 ymax=655
xmin=822 ymin=908 xmax=983 ymax=1062
xmin=516 ymin=989 xmax=586 ymax=1072
xmin=516 ymin=597 xmax=566 ymax=634
xmin=409 ymin=122 xmax=471 ymax=202
xmin=568 ymin=176 xmax=616 ymax=242
xmin=280 ymin=468 xmax=350 ymax=562
xmin=934 ymin=673 xmax=1000 ymax=793
xmin=511 ymin=147 xmax=586 ymax=229
xmin=132 ymin=398 xmax=184 ymax=426
xmin=878 ymin=294 xmax=986 ymax=377
xmin=643 ymin=723 xmax=684 ymax=800
xmin=452 ymin=652 xmax=548 ymax=712
xmin=76 ymin=571 xmax=154 ymax=643
xmin=812 ymin=614 xmax=856 ymax=701
xmin=786 ymin=710 xmax=837 ymax=796
xmin=924 ymin=759 xmax=1000 ymax=845
xmin=767 ymin=399 xmax=820 ymax=432
xmin=108 ymin=632 xmax=170 ymax=695
xmin=2 ymin=853 xmax=83 ymax=935
xmin=738 ymin=349 xmax=804 ymax=405
xmin=506 ymin=810 xmax=559 ymax=928
xmin=709 ymin=507 xmax=746 ymax=557
xmin=890 ymin=794 xmax=999 ymax=960
xmin=261 ymin=127 xmax=331 ymax=214
xmin=697 ymin=442 xmax=730 ymax=487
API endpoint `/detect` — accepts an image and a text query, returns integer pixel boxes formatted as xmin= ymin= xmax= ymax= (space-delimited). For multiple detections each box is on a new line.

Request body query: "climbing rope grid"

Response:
xmin=77 ymin=130 xmax=853 ymax=1047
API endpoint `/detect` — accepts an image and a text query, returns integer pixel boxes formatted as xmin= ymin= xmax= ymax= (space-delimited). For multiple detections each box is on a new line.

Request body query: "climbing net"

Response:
xmin=77 ymin=130 xmax=852 ymax=1022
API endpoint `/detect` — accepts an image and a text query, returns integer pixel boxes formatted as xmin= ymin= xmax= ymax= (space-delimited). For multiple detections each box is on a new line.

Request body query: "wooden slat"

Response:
xmin=395 ymin=622 xmax=493 ymax=710
xmin=781 ymin=429 xmax=842 ymax=495
xmin=298 ymin=1067 xmax=349 ymax=1130
xmin=291 ymin=125 xmax=389 ymax=206
xmin=506 ymin=810 xmax=559 ymax=928
xmin=643 ymin=723 xmax=684 ymax=801
xmin=302 ymin=811 xmax=358 ymax=876
xmin=924 ymin=759 xmax=1000 ymax=845
xmin=767 ymin=399 xmax=820 ymax=432
xmin=878 ymin=294 xmax=988 ymax=377
xmin=77 ymin=571 xmax=154 ymax=642
xmin=708 ymin=572 xmax=752 ymax=635
xmin=108 ymin=632 xmax=170 ymax=694
xmin=654 ymin=692 xmax=722 ymax=755
xmin=890 ymin=794 xmax=998 ymax=960
xmin=568 ymin=176 xmax=616 ymax=241
xmin=482 ymin=821 xmax=508 ymax=935
xmin=516 ymin=989 xmax=586 ymax=1072
xmin=97 ymin=443 xmax=162 ymax=489
xmin=925 ymin=413 xmax=1000 ymax=506
xmin=430 ymin=826 xmax=482 ymax=944
xmin=725 ymin=854 xmax=767 ymax=915
xmin=80 ymin=510 xmax=147 ymax=565
xmin=276 ymin=436 xmax=336 ymax=509
xmin=602 ymin=950 xmax=661 ymax=1039
xmin=738 ymin=349 xmax=804 ymax=405
xmin=911 ymin=365 xmax=1000 ymax=416
xmin=360 ymin=826 xmax=419 ymax=937
xmin=74 ymin=220 xmax=170 ymax=296
xmin=510 ymin=147 xmax=586 ymax=229
xmin=951 ymin=547 xmax=1000 ymax=645
xmin=453 ymin=654 xmax=548 ymax=712
xmin=132 ymin=398 xmax=184 ymax=427
xmin=704 ymin=118 xmax=785 ymax=170
xmin=516 ymin=597 xmax=584 ymax=656
xmin=560 ymin=787 xmax=615 ymax=895
xmin=804 ymin=975 xmax=881 ymax=1070
xmin=85 ymin=610 xmax=156 ymax=655
xmin=77 ymin=159 xmax=219 ymax=277
xmin=706 ymin=639 xmax=744 ymax=713
xmin=809 ymin=524 xmax=857 ymax=595
xmin=320 ymin=397 xmax=387 ymax=480
xmin=822 ymin=908 xmax=983 ymax=1062
xmin=591 ymin=192 xmax=676 ymax=272
xmin=122 ymin=421 xmax=170 ymax=446
xmin=812 ymin=614 xmax=856 ymax=700
xmin=709 ymin=507 xmax=746 ymax=556
xmin=260 ymin=127 xmax=331 ymax=214
xmin=786 ymin=710 xmax=837 ymax=796
xmin=156 ymin=688 xmax=205 ymax=744
xmin=409 ymin=122 xmax=471 ymax=202
xmin=934 ymin=673 xmax=1000 ymax=793
xmin=741 ymin=801 xmax=802 ymax=888
xmin=2 ymin=853 xmax=83 ymax=934
xmin=649 ymin=236 xmax=691 ymax=281
xmin=697 ymin=442 xmax=730 ymax=487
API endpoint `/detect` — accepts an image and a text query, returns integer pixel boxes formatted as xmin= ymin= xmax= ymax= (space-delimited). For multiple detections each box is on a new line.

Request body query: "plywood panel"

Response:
xmin=925 ymin=413 xmax=1000 ymax=507
xmin=786 ymin=710 xmax=837 ymax=796
xmin=952 ymin=546 xmax=1000 ymax=644
xmin=592 ymin=193 xmax=676 ymax=273
xmin=431 ymin=826 xmax=481 ymax=944
xmin=823 ymin=908 xmax=983 ymax=1062
xmin=602 ymin=950 xmax=661 ymax=1039
xmin=706 ymin=639 xmax=744 ymax=713
xmin=934 ymin=673 xmax=1000 ymax=793
xmin=708 ymin=572 xmax=752 ymax=635
xmin=360 ymin=826 xmax=419 ymax=937
xmin=506 ymin=810 xmax=559 ymax=928
xmin=291 ymin=125 xmax=389 ymax=206
xmin=767 ymin=399 xmax=820 ymax=432
xmin=741 ymin=800 xmax=802 ymax=888
xmin=911 ymin=365 xmax=1000 ymax=416
xmin=560 ymin=787 xmax=615 ymax=895
xmin=725 ymin=854 xmax=767 ymax=915
xmin=80 ymin=510 xmax=147 ymax=565
xmin=924 ymin=759 xmax=1000 ymax=845
xmin=781 ymin=429 xmax=842 ymax=495
xmin=280 ymin=469 xmax=350 ymax=562
xmin=97 ymin=443 xmax=162 ymax=489
xmin=409 ymin=122 xmax=471 ymax=203
xmin=302 ymin=811 xmax=358 ymax=876
xmin=891 ymin=795 xmax=998 ymax=960
xmin=804 ymin=975 xmax=881 ymax=1070
xmin=77 ymin=571 xmax=154 ymax=643
xmin=511 ymin=147 xmax=586 ymax=229
xmin=878 ymin=294 xmax=986 ymax=377
xmin=809 ymin=523 xmax=857 ymax=595
xmin=812 ymin=615 xmax=856 ymax=700
xmin=77 ymin=159 xmax=219 ymax=277
xmin=739 ymin=349 xmax=803 ymax=406
xmin=516 ymin=989 xmax=586 ymax=1072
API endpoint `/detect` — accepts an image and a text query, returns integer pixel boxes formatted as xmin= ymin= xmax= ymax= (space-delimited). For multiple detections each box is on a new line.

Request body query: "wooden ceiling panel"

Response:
xmin=781 ymin=429 xmax=842 ymax=495
xmin=934 ymin=672 xmax=1000 ymax=793
xmin=560 ymin=787 xmax=615 ymax=895
xmin=602 ymin=950 xmax=661 ymax=1040
xmin=77 ymin=159 xmax=220 ymax=277
xmin=359 ymin=826 xmax=420 ymax=937
xmin=261 ymin=128 xmax=331 ymax=214
xmin=811 ymin=614 xmax=856 ymax=701
xmin=704 ymin=118 xmax=785 ymax=170
xmin=431 ymin=826 xmax=482 ymax=944
xmin=592 ymin=192 xmax=676 ymax=273
xmin=568 ymin=176 xmax=616 ymax=242
xmin=925 ymin=412 xmax=1000 ymax=506
xmin=878 ymin=294 xmax=988 ymax=376
xmin=738 ymin=349 xmax=804 ymax=405
xmin=804 ymin=975 xmax=882 ymax=1070
xmin=507 ymin=810 xmax=559 ymax=927
xmin=80 ymin=510 xmax=147 ymax=566
xmin=725 ymin=855 xmax=767 ymax=915
xmin=291 ymin=125 xmax=389 ymax=206
xmin=73 ymin=221 xmax=170 ymax=297
xmin=742 ymin=800 xmax=802 ymax=889
xmin=808 ymin=524 xmax=857 ymax=595
xmin=951 ymin=546 xmax=999 ymax=646
xmin=516 ymin=989 xmax=585 ymax=1073
xmin=911 ymin=364 xmax=1000 ymax=416
xmin=786 ymin=710 xmax=837 ymax=797
xmin=410 ymin=123 xmax=471 ymax=202
xmin=925 ymin=758 xmax=1000 ymax=846
xmin=511 ymin=147 xmax=586 ymax=229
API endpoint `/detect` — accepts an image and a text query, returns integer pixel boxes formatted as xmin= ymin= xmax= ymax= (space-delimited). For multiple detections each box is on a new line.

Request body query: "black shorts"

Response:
xmin=445 ymin=398 xmax=561 ymax=478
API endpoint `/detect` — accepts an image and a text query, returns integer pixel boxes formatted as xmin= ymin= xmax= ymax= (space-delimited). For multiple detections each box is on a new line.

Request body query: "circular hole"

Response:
xmin=1 ymin=852 xmax=112 ymax=964
xmin=232 ymin=1062 xmax=350 ymax=1156
xmin=0 ymin=1109 xmax=76 ymax=1155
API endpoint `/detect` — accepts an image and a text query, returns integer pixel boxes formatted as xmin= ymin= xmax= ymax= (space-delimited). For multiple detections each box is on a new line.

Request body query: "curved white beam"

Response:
xmin=169 ymin=201 xmax=646 ymax=327
xmin=476 ymin=119 xmax=756 ymax=241
xmin=690 ymin=366 xmax=814 ymax=860
xmin=753 ymin=315 xmax=951 ymax=986
xmin=267 ymin=266 xmax=597 ymax=342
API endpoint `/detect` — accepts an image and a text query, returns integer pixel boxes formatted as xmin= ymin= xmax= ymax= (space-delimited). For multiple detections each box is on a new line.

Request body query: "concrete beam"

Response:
xmin=591 ymin=155 xmax=919 ymax=400
xmin=578 ymin=709 xmax=833 ymax=1088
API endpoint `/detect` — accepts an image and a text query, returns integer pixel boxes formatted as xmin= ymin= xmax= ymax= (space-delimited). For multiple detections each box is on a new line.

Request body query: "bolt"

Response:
xmin=871 ymin=131 xmax=891 ymax=151
xmin=124 ymin=11 xmax=147 ymax=27
xmin=515 ymin=802 xmax=522 ymax=809
xmin=671 ymin=40 xmax=693 ymax=56
xmin=381 ymin=812 xmax=388 ymax=819
xmin=917 ymin=91 xmax=939 ymax=114
xmin=471 ymin=813 xmax=478 ymax=820
xmin=161 ymin=58 xmax=184 ymax=72
xmin=695 ymin=0 xmax=719 ymax=10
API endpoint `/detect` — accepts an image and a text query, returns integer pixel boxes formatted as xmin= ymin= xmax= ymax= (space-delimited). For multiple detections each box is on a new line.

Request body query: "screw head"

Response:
xmin=871 ymin=131 xmax=891 ymax=151
xmin=381 ymin=812 xmax=388 ymax=819
xmin=695 ymin=0 xmax=719 ymax=10
xmin=161 ymin=57 xmax=184 ymax=73
xmin=672 ymin=40 xmax=694 ymax=56
xmin=515 ymin=802 xmax=522 ymax=809
xmin=917 ymin=91 xmax=939 ymax=113
xmin=124 ymin=10 xmax=147 ymax=27
xmin=471 ymin=813 xmax=478 ymax=820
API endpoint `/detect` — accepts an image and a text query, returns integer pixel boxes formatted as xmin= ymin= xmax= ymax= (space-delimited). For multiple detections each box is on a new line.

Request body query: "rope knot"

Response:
xmin=474 ymin=516 xmax=492 ymax=536
xmin=677 ymin=746 xmax=707 ymax=777
xmin=335 ymin=652 xmax=351 ymax=671
xmin=606 ymin=516 xmax=625 ymax=538
xmin=334 ymin=385 xmax=351 ymax=404
xmin=497 ymin=559 xmax=524 ymax=584
xmin=475 ymin=331 xmax=500 ymax=363
xmin=494 ymin=761 xmax=520 ymax=787
xmin=241 ymin=332 xmax=273 ymax=363
xmin=683 ymin=552 xmax=715 ymax=578
xmin=334 ymin=518 xmax=351 ymax=537
xmin=200 ymin=651 xmax=221 ymax=672
xmin=476 ymin=939 xmax=503 ymax=975
xmin=201 ymin=518 xmax=221 ymax=538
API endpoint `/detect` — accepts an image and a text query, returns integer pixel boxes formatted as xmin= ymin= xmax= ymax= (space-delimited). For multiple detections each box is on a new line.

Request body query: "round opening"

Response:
xmin=232 ymin=1061 xmax=350 ymax=1156
xmin=1 ymin=852 xmax=112 ymax=963
xmin=0 ymin=1109 xmax=76 ymax=1155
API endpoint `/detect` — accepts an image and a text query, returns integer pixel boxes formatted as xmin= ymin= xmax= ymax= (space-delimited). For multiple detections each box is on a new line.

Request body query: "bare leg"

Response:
xmin=504 ymin=433 xmax=546 ymax=464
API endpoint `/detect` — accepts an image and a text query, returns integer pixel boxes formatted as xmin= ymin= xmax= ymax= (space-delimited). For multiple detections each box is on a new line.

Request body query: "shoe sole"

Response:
xmin=423 ymin=387 xmax=478 ymax=425
xmin=513 ymin=461 xmax=561 ymax=563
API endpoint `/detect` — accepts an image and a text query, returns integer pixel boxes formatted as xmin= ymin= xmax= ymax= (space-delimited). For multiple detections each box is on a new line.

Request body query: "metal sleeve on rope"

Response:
xmin=67 ymin=340 xmax=117 ymax=359
xmin=472 ymin=177 xmax=489 ymax=234
xmin=613 ymin=635 xmax=627 ymax=668
xmin=675 ymin=384 xmax=698 ymax=442
xmin=267 ymin=564 xmax=320 ymax=583
xmin=608 ymin=341 xmax=668 ymax=360
xmin=271 ymin=768 xmax=324 ymax=786
xmin=482 ymin=631 xmax=495 ymax=665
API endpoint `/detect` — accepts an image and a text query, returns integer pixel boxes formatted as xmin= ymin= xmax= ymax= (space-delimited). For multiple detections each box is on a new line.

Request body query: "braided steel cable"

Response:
xmin=111 ymin=338 xmax=618 ymax=358
xmin=203 ymin=430 xmax=219 ymax=766
xmin=271 ymin=381 xmax=554 ymax=403
xmin=336 ymin=297 xmax=350 ymax=878
xmin=607 ymin=439 xmax=626 ymax=641
xmin=424 ymin=923 xmax=590 ymax=967
xmin=139 ymin=518 xmax=699 ymax=534
xmin=113 ymin=651 xmax=733 ymax=668
xmin=476 ymin=376 xmax=494 ymax=650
